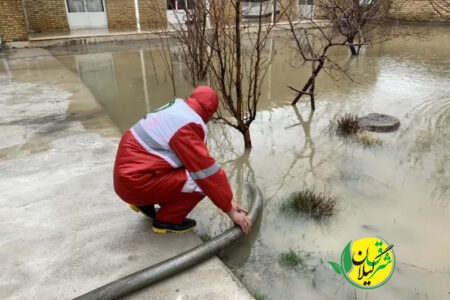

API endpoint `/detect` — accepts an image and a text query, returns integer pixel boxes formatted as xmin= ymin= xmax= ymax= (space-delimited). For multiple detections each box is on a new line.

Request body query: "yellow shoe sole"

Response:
xmin=152 ymin=226 xmax=196 ymax=234
xmin=129 ymin=204 xmax=154 ymax=221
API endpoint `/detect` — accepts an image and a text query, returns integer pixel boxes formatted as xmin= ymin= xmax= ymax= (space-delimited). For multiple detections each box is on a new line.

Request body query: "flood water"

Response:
xmin=51 ymin=24 xmax=450 ymax=299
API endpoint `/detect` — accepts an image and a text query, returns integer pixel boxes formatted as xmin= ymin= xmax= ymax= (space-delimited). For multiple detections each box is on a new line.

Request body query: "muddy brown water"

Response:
xmin=51 ymin=24 xmax=450 ymax=299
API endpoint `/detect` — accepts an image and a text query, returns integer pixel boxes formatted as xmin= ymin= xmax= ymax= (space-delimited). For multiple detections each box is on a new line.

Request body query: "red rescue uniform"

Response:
xmin=113 ymin=86 xmax=233 ymax=224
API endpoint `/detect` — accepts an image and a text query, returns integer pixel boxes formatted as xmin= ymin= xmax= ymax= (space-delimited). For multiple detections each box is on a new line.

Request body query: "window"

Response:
xmin=299 ymin=0 xmax=314 ymax=5
xmin=67 ymin=0 xmax=86 ymax=13
xmin=67 ymin=0 xmax=104 ymax=13
xmin=87 ymin=0 xmax=104 ymax=12
xmin=166 ymin=0 xmax=194 ymax=10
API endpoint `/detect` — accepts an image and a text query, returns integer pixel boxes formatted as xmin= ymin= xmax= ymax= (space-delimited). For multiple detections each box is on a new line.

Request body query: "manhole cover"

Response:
xmin=359 ymin=113 xmax=400 ymax=133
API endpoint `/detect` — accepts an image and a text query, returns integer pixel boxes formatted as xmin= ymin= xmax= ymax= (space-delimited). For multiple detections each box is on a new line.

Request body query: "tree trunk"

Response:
xmin=310 ymin=71 xmax=316 ymax=110
xmin=348 ymin=37 xmax=358 ymax=56
xmin=235 ymin=0 xmax=243 ymax=125
xmin=244 ymin=128 xmax=252 ymax=149
xmin=349 ymin=45 xmax=358 ymax=55
xmin=292 ymin=59 xmax=324 ymax=106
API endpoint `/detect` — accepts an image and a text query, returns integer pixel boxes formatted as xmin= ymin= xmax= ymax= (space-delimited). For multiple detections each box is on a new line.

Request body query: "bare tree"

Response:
xmin=141 ymin=1 xmax=179 ymax=96
xmin=206 ymin=0 xmax=283 ymax=149
xmin=318 ymin=0 xmax=393 ymax=55
xmin=281 ymin=0 xmax=405 ymax=107
xmin=149 ymin=0 xmax=284 ymax=149
xmin=167 ymin=0 xmax=214 ymax=86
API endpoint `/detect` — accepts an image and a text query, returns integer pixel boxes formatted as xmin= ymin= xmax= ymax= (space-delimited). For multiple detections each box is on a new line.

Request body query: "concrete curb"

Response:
xmin=3 ymin=20 xmax=329 ymax=49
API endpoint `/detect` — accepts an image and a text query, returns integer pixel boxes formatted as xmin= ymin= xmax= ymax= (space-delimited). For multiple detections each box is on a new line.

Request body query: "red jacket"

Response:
xmin=114 ymin=86 xmax=233 ymax=213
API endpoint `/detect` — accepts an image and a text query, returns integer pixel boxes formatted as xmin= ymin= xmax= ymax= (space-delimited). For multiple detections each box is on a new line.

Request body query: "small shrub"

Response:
xmin=251 ymin=290 xmax=267 ymax=300
xmin=337 ymin=113 xmax=360 ymax=135
xmin=356 ymin=131 xmax=383 ymax=147
xmin=282 ymin=189 xmax=339 ymax=219
xmin=279 ymin=249 xmax=308 ymax=268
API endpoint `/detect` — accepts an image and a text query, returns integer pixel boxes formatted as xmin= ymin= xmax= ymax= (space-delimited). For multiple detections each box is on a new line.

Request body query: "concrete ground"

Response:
xmin=0 ymin=48 xmax=252 ymax=299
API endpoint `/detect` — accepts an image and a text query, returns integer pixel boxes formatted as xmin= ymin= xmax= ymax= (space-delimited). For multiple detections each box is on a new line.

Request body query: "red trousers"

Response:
xmin=114 ymin=130 xmax=205 ymax=224
xmin=147 ymin=183 xmax=205 ymax=224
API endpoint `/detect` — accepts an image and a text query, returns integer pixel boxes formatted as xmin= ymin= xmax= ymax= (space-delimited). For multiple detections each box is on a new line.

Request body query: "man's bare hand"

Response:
xmin=227 ymin=201 xmax=252 ymax=234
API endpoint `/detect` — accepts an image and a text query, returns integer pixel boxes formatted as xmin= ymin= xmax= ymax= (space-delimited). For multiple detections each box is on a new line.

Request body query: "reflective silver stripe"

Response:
xmin=132 ymin=121 xmax=183 ymax=167
xmin=190 ymin=163 xmax=220 ymax=180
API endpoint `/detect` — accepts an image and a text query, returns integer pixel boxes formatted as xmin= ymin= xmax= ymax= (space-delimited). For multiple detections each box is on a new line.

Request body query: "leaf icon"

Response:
xmin=341 ymin=241 xmax=353 ymax=273
xmin=328 ymin=261 xmax=342 ymax=275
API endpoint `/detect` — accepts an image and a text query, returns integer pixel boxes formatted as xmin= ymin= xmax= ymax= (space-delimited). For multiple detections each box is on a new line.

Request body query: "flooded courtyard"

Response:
xmin=49 ymin=24 xmax=450 ymax=299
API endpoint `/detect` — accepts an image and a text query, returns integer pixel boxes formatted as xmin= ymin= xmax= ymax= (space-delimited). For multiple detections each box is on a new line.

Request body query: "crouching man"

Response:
xmin=113 ymin=86 xmax=252 ymax=234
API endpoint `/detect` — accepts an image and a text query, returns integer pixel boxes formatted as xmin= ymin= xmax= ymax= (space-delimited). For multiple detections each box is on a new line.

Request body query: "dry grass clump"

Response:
xmin=356 ymin=131 xmax=383 ymax=147
xmin=337 ymin=113 xmax=360 ymax=135
xmin=282 ymin=189 xmax=339 ymax=219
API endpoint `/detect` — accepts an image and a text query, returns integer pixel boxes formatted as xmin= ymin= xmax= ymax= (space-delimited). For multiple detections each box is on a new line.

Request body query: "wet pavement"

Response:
xmin=0 ymin=49 xmax=252 ymax=299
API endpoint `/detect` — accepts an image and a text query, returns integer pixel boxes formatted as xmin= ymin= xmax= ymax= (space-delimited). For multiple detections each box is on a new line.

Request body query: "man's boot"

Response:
xmin=129 ymin=204 xmax=157 ymax=220
xmin=152 ymin=218 xmax=196 ymax=234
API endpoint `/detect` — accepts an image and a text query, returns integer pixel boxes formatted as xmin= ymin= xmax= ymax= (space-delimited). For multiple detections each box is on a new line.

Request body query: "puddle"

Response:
xmin=49 ymin=24 xmax=450 ymax=299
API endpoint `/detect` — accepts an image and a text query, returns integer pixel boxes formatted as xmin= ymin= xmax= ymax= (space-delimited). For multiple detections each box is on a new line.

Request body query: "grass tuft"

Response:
xmin=251 ymin=290 xmax=267 ymax=300
xmin=279 ymin=249 xmax=309 ymax=268
xmin=356 ymin=131 xmax=383 ymax=147
xmin=282 ymin=189 xmax=339 ymax=219
xmin=337 ymin=113 xmax=360 ymax=135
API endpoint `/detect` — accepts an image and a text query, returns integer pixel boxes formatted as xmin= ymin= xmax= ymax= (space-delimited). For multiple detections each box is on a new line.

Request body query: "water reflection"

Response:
xmin=219 ymin=206 xmax=263 ymax=270
xmin=56 ymin=45 xmax=193 ymax=132
xmin=286 ymin=107 xmax=316 ymax=177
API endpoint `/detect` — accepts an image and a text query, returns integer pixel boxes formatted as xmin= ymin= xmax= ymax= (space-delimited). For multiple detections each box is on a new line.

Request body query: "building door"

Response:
xmin=166 ymin=0 xmax=193 ymax=26
xmin=298 ymin=0 xmax=314 ymax=19
xmin=66 ymin=0 xmax=108 ymax=29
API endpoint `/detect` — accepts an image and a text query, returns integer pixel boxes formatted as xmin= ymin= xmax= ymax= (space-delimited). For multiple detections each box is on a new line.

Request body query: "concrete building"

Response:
xmin=389 ymin=0 xmax=450 ymax=22
xmin=0 ymin=0 xmax=167 ymax=44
